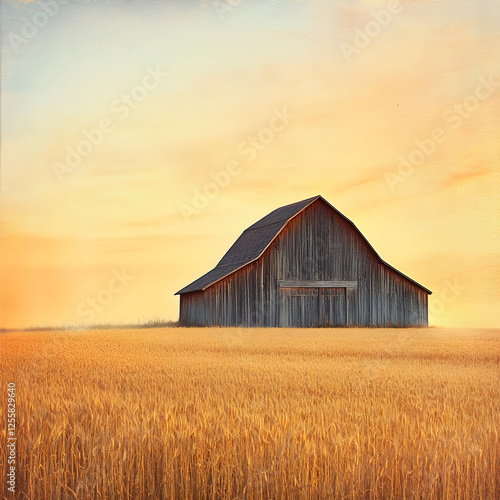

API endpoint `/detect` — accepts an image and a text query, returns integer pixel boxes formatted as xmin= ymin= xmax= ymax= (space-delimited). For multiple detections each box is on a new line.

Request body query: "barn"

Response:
xmin=175 ymin=195 xmax=431 ymax=327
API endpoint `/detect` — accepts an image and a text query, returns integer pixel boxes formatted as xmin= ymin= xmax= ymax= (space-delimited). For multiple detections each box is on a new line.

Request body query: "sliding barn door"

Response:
xmin=318 ymin=288 xmax=346 ymax=326
xmin=280 ymin=288 xmax=319 ymax=328
xmin=278 ymin=282 xmax=357 ymax=327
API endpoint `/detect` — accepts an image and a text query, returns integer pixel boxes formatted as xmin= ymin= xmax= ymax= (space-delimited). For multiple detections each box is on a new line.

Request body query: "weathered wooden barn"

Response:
xmin=176 ymin=195 xmax=431 ymax=327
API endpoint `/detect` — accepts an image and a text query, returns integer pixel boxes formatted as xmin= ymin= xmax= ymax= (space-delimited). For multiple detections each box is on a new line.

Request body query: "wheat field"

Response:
xmin=0 ymin=327 xmax=499 ymax=499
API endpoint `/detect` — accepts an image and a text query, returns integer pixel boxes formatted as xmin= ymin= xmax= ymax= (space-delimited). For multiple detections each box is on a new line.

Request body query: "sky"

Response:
xmin=0 ymin=0 xmax=499 ymax=329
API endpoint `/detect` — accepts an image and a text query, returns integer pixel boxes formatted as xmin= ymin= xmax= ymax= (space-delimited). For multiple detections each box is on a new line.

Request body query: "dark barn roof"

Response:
xmin=176 ymin=195 xmax=432 ymax=295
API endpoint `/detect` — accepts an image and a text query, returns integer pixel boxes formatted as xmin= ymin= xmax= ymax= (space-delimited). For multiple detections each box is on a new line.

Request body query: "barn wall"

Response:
xmin=179 ymin=199 xmax=428 ymax=327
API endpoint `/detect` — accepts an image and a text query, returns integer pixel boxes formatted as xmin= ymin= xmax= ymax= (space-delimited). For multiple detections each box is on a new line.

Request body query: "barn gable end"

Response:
xmin=176 ymin=196 xmax=431 ymax=327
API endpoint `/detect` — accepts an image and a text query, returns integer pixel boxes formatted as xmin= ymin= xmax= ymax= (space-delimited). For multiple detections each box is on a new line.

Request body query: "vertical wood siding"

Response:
xmin=180 ymin=199 xmax=428 ymax=327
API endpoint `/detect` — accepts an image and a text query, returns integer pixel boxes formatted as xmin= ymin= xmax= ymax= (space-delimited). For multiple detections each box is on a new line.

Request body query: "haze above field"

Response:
xmin=1 ymin=0 xmax=499 ymax=329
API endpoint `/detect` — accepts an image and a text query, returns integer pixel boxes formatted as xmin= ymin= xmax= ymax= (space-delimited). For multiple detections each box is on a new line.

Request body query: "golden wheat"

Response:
xmin=1 ymin=327 xmax=499 ymax=499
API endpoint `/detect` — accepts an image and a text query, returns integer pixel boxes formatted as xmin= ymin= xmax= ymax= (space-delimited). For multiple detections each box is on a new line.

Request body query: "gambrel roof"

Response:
xmin=175 ymin=195 xmax=432 ymax=295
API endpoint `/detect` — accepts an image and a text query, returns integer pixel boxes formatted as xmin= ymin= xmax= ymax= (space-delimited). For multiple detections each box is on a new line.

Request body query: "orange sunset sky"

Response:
xmin=1 ymin=0 xmax=499 ymax=329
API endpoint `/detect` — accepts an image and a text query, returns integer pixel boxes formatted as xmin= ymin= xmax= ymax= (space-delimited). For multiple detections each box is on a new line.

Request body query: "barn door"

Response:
xmin=278 ymin=281 xmax=357 ymax=327
xmin=319 ymin=288 xmax=346 ymax=326
xmin=290 ymin=288 xmax=319 ymax=327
